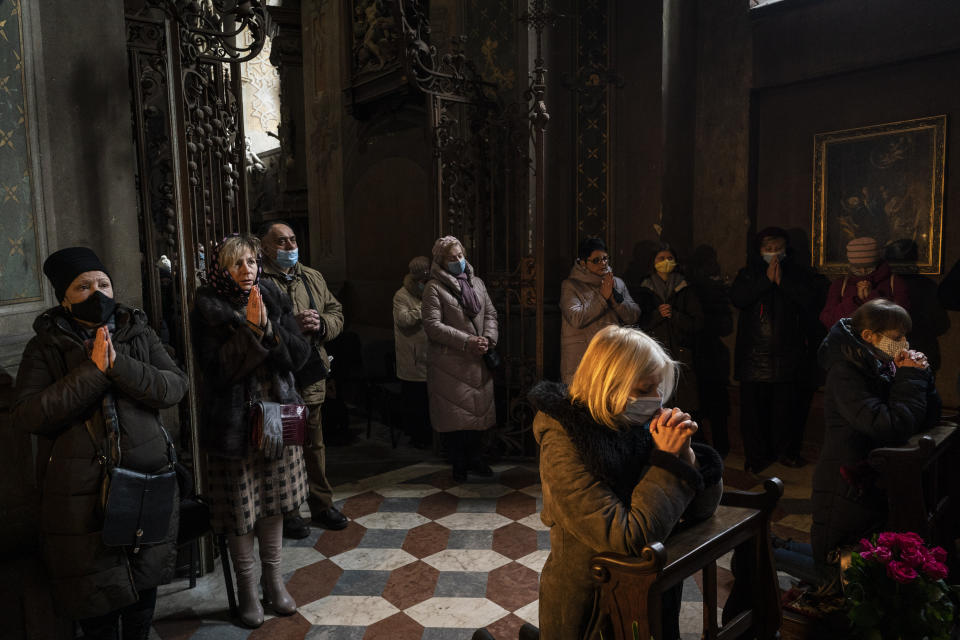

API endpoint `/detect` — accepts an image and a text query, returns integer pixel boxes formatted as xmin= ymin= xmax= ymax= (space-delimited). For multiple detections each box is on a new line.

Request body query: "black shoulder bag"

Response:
xmin=86 ymin=394 xmax=178 ymax=553
xmin=295 ymin=274 xmax=331 ymax=387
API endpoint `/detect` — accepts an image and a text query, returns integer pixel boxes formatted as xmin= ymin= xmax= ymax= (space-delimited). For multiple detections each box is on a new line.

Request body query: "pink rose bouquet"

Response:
xmin=845 ymin=532 xmax=957 ymax=640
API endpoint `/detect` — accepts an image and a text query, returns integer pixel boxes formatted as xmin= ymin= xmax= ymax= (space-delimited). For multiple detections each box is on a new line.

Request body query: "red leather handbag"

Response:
xmin=250 ymin=402 xmax=308 ymax=458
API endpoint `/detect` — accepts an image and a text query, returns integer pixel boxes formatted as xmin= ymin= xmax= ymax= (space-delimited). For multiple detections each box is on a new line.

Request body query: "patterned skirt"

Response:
xmin=206 ymin=445 xmax=308 ymax=536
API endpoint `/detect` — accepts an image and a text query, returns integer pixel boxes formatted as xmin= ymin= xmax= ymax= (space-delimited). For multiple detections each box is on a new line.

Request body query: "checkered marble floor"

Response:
xmin=152 ymin=455 xmax=811 ymax=640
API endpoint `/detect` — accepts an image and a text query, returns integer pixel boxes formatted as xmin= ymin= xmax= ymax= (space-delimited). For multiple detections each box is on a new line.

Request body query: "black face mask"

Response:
xmin=69 ymin=290 xmax=117 ymax=325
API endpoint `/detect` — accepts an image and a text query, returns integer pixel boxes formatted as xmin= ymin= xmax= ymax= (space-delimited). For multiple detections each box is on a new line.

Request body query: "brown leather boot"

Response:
xmin=227 ymin=532 xmax=264 ymax=628
xmin=256 ymin=515 xmax=297 ymax=616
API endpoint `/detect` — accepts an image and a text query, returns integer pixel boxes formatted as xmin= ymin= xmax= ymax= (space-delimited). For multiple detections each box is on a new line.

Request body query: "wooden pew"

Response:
xmin=587 ymin=478 xmax=784 ymax=640
xmin=868 ymin=422 xmax=959 ymax=545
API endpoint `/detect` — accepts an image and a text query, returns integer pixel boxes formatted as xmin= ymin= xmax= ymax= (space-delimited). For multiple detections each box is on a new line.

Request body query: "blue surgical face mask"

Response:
xmin=276 ymin=248 xmax=298 ymax=269
xmin=620 ymin=395 xmax=662 ymax=426
xmin=447 ymin=258 xmax=466 ymax=276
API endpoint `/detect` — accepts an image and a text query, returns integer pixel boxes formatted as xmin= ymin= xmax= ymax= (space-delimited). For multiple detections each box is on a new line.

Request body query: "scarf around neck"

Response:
xmin=456 ymin=271 xmax=482 ymax=318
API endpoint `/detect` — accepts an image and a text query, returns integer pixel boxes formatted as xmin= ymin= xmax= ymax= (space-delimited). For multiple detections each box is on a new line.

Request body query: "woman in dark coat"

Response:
xmin=637 ymin=244 xmax=704 ymax=412
xmin=530 ymin=325 xmax=723 ymax=640
xmin=810 ymin=299 xmax=939 ymax=572
xmin=731 ymin=227 xmax=819 ymax=471
xmin=192 ymin=234 xmax=311 ymax=628
xmin=13 ymin=247 xmax=187 ymax=639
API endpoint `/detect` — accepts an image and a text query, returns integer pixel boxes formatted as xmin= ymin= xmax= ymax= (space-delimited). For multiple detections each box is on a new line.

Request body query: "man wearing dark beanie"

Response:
xmin=42 ymin=246 xmax=112 ymax=303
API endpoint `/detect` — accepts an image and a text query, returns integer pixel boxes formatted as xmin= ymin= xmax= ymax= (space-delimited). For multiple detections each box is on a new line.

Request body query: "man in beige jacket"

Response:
xmin=259 ymin=222 xmax=347 ymax=538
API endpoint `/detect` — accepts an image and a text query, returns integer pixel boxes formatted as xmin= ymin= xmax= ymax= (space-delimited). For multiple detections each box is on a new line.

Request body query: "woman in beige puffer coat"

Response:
xmin=422 ymin=236 xmax=499 ymax=482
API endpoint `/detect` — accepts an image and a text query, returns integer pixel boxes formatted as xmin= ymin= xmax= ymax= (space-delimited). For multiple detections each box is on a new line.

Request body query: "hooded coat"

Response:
xmin=393 ymin=274 xmax=428 ymax=382
xmin=810 ymin=319 xmax=940 ymax=564
xmin=422 ymin=261 xmax=498 ymax=432
xmin=637 ymin=273 xmax=704 ymax=410
xmin=12 ymin=305 xmax=187 ymax=619
xmin=819 ymin=261 xmax=909 ymax=329
xmin=530 ymin=381 xmax=723 ymax=640
xmin=559 ymin=263 xmax=641 ymax=383
xmin=731 ymin=250 xmax=819 ymax=382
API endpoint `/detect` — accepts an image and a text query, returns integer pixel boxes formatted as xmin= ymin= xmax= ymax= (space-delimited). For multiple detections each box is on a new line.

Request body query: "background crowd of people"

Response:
xmin=11 ymin=226 xmax=958 ymax=636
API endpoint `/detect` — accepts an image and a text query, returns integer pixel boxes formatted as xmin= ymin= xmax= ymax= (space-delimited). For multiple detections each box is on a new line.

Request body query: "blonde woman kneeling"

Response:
xmin=530 ymin=325 xmax=723 ymax=640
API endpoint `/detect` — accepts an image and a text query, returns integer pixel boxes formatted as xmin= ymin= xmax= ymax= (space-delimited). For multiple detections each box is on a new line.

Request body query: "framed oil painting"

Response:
xmin=811 ymin=115 xmax=946 ymax=275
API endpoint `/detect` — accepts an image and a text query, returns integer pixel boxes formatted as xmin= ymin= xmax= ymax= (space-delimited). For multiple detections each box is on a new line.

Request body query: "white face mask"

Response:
xmin=620 ymin=395 xmax=662 ymax=426
xmin=876 ymin=335 xmax=909 ymax=360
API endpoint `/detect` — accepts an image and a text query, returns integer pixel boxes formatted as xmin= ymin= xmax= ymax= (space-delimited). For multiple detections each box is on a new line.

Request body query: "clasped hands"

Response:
xmin=89 ymin=326 xmax=116 ymax=374
xmin=245 ymin=285 xmax=269 ymax=329
xmin=295 ymin=308 xmax=322 ymax=334
xmin=895 ymin=349 xmax=929 ymax=370
xmin=650 ymin=407 xmax=698 ymax=466
xmin=467 ymin=335 xmax=489 ymax=356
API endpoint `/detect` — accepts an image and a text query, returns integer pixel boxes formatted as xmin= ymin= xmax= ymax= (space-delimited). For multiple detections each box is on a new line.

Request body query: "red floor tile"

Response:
xmin=363 ymin=612 xmax=424 ymax=640
xmin=314 ymin=520 xmax=367 ymax=557
xmin=340 ymin=491 xmax=384 ymax=519
xmin=492 ymin=522 xmax=538 ymax=560
xmin=381 ymin=560 xmax=440 ymax=610
xmin=486 ymin=562 xmax=540 ymax=612
xmin=484 ymin=613 xmax=527 ymax=640
xmin=285 ymin=559 xmax=343 ymax=606
xmin=417 ymin=490 xmax=459 ymax=519
xmin=247 ymin=612 xmax=311 ymax=639
xmin=402 ymin=521 xmax=450 ymax=559
xmin=496 ymin=492 xmax=538 ymax=520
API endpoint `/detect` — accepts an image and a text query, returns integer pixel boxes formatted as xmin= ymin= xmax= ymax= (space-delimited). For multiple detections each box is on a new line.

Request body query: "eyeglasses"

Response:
xmin=587 ymin=255 xmax=610 ymax=265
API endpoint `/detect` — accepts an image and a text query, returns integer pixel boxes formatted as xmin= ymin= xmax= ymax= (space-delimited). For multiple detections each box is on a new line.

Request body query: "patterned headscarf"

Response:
xmin=206 ymin=236 xmax=262 ymax=308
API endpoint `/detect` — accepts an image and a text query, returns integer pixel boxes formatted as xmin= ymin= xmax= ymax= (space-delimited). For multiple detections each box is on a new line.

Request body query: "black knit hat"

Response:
xmin=43 ymin=247 xmax=111 ymax=302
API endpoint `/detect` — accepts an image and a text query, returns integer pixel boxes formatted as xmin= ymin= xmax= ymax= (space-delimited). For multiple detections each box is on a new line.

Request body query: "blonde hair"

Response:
xmin=217 ymin=234 xmax=261 ymax=271
xmin=569 ymin=325 xmax=678 ymax=429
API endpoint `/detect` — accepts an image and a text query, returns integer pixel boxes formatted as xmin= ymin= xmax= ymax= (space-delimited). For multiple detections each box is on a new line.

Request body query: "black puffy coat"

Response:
xmin=637 ymin=275 xmax=704 ymax=410
xmin=191 ymin=279 xmax=310 ymax=458
xmin=731 ymin=254 xmax=819 ymax=382
xmin=810 ymin=319 xmax=941 ymax=564
xmin=12 ymin=305 xmax=187 ymax=619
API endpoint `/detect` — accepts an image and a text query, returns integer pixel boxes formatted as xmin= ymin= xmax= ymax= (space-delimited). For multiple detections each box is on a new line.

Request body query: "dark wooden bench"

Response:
xmin=479 ymin=479 xmax=784 ymax=640
xmin=869 ymin=422 xmax=959 ymax=545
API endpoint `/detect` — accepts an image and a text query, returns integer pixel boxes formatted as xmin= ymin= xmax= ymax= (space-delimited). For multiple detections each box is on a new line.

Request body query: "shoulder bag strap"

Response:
xmin=299 ymin=273 xmax=319 ymax=312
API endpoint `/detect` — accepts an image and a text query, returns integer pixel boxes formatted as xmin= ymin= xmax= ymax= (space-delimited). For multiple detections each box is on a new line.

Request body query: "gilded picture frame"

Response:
xmin=811 ymin=115 xmax=946 ymax=275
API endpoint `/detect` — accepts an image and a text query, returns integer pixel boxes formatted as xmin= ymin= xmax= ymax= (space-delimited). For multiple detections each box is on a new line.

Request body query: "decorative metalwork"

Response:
xmin=126 ymin=0 xmax=263 ymax=573
xmin=397 ymin=0 xmax=555 ymax=457
xmin=149 ymin=0 xmax=269 ymax=63
xmin=565 ymin=0 xmax=620 ymax=250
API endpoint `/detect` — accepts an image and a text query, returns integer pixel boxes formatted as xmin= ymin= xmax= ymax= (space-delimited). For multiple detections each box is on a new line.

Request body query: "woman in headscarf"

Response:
xmin=422 ymin=236 xmax=499 ymax=482
xmin=191 ymin=234 xmax=310 ymax=628
xmin=13 ymin=247 xmax=187 ymax=639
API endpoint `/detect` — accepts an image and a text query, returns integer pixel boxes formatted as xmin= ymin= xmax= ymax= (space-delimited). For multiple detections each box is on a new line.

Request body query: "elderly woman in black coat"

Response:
xmin=192 ymin=234 xmax=310 ymax=628
xmin=13 ymin=247 xmax=187 ymax=639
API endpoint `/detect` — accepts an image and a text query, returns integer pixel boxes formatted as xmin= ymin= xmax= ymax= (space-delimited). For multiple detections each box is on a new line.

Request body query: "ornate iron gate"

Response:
xmin=125 ymin=0 xmax=268 ymax=556
xmin=396 ymin=0 xmax=555 ymax=457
